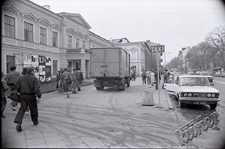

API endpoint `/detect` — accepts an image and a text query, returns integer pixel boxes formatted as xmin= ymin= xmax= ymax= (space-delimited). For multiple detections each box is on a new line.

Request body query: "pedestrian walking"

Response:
xmin=70 ymin=69 xmax=79 ymax=94
xmin=162 ymin=69 xmax=171 ymax=89
xmin=61 ymin=68 xmax=71 ymax=98
xmin=14 ymin=67 xmax=41 ymax=132
xmin=150 ymin=70 xmax=155 ymax=86
xmin=58 ymin=68 xmax=64 ymax=93
xmin=146 ymin=69 xmax=151 ymax=85
xmin=131 ymin=67 xmax=136 ymax=81
xmin=56 ymin=70 xmax=61 ymax=89
xmin=5 ymin=66 xmax=20 ymax=111
xmin=1 ymin=72 xmax=9 ymax=118
xmin=154 ymin=69 xmax=161 ymax=90
xmin=141 ymin=69 xmax=146 ymax=84
xmin=76 ymin=68 xmax=83 ymax=91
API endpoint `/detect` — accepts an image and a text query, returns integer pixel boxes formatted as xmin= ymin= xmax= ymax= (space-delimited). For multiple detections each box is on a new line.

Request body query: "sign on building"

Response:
xmin=150 ymin=45 xmax=165 ymax=53
xmin=23 ymin=54 xmax=52 ymax=82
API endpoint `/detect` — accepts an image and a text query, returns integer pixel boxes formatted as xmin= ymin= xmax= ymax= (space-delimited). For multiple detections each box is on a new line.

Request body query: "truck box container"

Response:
xmin=90 ymin=47 xmax=130 ymax=90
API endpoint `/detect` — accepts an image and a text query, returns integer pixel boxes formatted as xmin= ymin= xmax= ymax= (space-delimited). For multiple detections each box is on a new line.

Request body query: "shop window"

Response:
xmin=53 ymin=60 xmax=58 ymax=74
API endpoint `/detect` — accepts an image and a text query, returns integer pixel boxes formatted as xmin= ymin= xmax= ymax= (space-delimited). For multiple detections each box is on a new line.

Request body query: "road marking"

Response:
xmin=213 ymin=80 xmax=225 ymax=85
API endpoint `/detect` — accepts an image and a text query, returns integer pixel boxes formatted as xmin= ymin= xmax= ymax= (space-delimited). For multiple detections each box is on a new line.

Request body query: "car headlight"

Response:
xmin=184 ymin=93 xmax=187 ymax=97
xmin=211 ymin=93 xmax=216 ymax=98
xmin=207 ymin=93 xmax=211 ymax=97
xmin=188 ymin=93 xmax=192 ymax=97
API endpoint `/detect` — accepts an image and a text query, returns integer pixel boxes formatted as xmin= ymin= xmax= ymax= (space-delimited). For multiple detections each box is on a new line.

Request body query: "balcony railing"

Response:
xmin=66 ymin=48 xmax=90 ymax=54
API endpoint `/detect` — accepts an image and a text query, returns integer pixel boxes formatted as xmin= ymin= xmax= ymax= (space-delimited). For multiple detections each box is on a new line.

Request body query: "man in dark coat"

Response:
xmin=154 ymin=69 xmax=161 ymax=90
xmin=76 ymin=68 xmax=83 ymax=91
xmin=14 ymin=67 xmax=41 ymax=132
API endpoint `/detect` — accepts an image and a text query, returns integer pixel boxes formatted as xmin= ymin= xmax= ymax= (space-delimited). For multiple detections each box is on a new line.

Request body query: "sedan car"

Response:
xmin=164 ymin=75 xmax=220 ymax=109
xmin=199 ymin=71 xmax=213 ymax=82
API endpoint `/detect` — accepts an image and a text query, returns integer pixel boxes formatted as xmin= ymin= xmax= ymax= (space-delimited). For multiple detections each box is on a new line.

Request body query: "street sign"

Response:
xmin=150 ymin=45 xmax=165 ymax=53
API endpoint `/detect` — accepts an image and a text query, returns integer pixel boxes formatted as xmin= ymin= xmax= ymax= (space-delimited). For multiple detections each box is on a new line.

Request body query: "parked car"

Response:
xmin=199 ymin=71 xmax=213 ymax=82
xmin=164 ymin=75 xmax=220 ymax=109
xmin=221 ymin=71 xmax=225 ymax=77
xmin=215 ymin=71 xmax=221 ymax=77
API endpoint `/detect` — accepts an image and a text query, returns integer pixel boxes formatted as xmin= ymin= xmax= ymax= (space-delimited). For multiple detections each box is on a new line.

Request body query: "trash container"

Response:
xmin=142 ymin=91 xmax=154 ymax=106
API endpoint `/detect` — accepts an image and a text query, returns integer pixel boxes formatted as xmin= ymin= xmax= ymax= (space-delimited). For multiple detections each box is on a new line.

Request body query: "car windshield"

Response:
xmin=180 ymin=77 xmax=209 ymax=86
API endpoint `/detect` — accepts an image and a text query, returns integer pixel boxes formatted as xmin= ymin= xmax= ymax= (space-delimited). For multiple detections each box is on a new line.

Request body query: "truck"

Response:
xmin=90 ymin=47 xmax=131 ymax=91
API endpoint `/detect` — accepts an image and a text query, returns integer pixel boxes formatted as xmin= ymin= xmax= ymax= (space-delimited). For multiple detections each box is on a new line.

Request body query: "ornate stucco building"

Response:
xmin=1 ymin=0 xmax=161 ymax=81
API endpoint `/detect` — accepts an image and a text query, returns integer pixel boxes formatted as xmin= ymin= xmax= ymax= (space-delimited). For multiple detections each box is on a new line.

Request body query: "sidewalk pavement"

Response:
xmin=1 ymin=77 xmax=186 ymax=148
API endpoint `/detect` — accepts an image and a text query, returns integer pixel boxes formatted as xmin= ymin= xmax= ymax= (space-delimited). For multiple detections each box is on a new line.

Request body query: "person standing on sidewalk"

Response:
xmin=146 ymin=69 xmax=151 ymax=85
xmin=150 ymin=70 xmax=155 ymax=86
xmin=141 ymin=69 xmax=146 ymax=84
xmin=56 ymin=70 xmax=61 ymax=89
xmin=6 ymin=66 xmax=20 ymax=111
xmin=1 ymin=72 xmax=9 ymax=118
xmin=76 ymin=68 xmax=83 ymax=91
xmin=14 ymin=67 xmax=41 ymax=132
xmin=70 ymin=69 xmax=79 ymax=94
xmin=62 ymin=68 xmax=71 ymax=98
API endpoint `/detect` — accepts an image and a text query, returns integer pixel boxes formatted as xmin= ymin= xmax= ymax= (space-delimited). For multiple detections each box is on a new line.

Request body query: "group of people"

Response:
xmin=56 ymin=67 xmax=83 ymax=98
xmin=1 ymin=66 xmax=41 ymax=132
xmin=141 ymin=69 xmax=172 ymax=89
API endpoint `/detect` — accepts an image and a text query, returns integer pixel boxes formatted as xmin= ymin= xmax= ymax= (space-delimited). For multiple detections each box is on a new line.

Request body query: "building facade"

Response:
xmin=1 ymin=0 xmax=161 ymax=81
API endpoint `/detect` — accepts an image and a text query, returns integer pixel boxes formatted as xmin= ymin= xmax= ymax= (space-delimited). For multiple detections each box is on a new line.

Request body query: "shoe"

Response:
xmin=78 ymin=88 xmax=81 ymax=91
xmin=16 ymin=123 xmax=22 ymax=132
xmin=34 ymin=121 xmax=39 ymax=126
xmin=72 ymin=91 xmax=77 ymax=94
xmin=67 ymin=93 xmax=70 ymax=98
xmin=11 ymin=106 xmax=17 ymax=111
xmin=2 ymin=115 xmax=5 ymax=118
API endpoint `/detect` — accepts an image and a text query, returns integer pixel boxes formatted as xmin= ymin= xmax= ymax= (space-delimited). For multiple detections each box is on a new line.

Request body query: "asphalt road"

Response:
xmin=170 ymin=77 xmax=225 ymax=149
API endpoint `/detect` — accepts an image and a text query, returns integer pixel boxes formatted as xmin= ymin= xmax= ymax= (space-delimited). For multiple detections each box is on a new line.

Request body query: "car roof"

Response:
xmin=178 ymin=74 xmax=207 ymax=78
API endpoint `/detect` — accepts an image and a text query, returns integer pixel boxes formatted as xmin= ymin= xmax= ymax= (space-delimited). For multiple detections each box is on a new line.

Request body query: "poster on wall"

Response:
xmin=22 ymin=54 xmax=52 ymax=82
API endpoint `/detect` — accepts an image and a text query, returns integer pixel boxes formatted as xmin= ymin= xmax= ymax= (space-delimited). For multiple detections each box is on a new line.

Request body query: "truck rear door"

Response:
xmin=105 ymin=48 xmax=120 ymax=77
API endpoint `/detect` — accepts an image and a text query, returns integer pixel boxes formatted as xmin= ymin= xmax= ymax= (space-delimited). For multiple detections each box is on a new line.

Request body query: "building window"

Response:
xmin=68 ymin=35 xmax=72 ymax=48
xmin=83 ymin=40 xmax=86 ymax=49
xmin=76 ymin=38 xmax=80 ymax=48
xmin=24 ymin=22 xmax=33 ymax=42
xmin=52 ymin=31 xmax=58 ymax=47
xmin=4 ymin=15 xmax=15 ymax=38
xmin=6 ymin=55 xmax=15 ymax=73
xmin=40 ymin=27 xmax=47 ymax=45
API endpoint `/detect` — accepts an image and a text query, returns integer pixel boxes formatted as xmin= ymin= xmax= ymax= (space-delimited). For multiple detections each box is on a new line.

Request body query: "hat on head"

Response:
xmin=27 ymin=67 xmax=34 ymax=74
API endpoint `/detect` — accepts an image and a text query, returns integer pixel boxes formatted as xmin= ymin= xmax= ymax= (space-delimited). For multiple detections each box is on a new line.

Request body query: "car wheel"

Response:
xmin=210 ymin=103 xmax=217 ymax=109
xmin=179 ymin=100 xmax=185 ymax=108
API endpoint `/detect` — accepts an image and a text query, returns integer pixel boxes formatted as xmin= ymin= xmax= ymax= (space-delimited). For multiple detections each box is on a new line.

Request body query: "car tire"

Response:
xmin=210 ymin=103 xmax=217 ymax=109
xmin=179 ymin=100 xmax=185 ymax=108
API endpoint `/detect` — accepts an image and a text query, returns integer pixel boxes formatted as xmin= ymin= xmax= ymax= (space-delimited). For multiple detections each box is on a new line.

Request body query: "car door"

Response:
xmin=164 ymin=76 xmax=181 ymax=97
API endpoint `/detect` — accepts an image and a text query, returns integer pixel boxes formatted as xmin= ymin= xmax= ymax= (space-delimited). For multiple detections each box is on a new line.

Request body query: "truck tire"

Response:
xmin=118 ymin=83 xmax=125 ymax=91
xmin=96 ymin=86 xmax=104 ymax=90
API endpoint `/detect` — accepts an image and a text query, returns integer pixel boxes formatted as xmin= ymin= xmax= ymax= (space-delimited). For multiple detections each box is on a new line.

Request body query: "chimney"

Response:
xmin=42 ymin=5 xmax=50 ymax=10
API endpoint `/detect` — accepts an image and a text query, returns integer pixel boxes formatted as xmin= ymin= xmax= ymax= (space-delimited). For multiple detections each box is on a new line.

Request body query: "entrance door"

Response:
xmin=6 ymin=55 xmax=15 ymax=73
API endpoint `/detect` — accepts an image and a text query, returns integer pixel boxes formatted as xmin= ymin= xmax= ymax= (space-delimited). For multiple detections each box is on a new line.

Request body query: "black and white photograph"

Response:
xmin=1 ymin=0 xmax=225 ymax=148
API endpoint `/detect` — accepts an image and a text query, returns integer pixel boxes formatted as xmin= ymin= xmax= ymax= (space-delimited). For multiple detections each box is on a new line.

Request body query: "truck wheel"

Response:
xmin=96 ymin=86 xmax=104 ymax=90
xmin=210 ymin=103 xmax=217 ymax=109
xmin=118 ymin=83 xmax=125 ymax=91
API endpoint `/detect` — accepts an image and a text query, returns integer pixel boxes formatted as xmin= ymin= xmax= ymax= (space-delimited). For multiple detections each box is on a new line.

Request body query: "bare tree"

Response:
xmin=206 ymin=25 xmax=225 ymax=69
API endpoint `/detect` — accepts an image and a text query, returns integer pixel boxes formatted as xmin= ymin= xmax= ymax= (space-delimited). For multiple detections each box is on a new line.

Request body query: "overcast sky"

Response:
xmin=30 ymin=0 xmax=225 ymax=62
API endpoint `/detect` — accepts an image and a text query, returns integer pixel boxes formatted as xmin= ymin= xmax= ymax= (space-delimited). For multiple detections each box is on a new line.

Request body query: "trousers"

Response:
xmin=14 ymin=94 xmax=38 ymax=124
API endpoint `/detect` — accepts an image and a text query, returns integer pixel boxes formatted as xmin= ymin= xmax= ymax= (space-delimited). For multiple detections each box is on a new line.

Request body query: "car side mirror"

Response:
xmin=210 ymin=83 xmax=214 ymax=86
